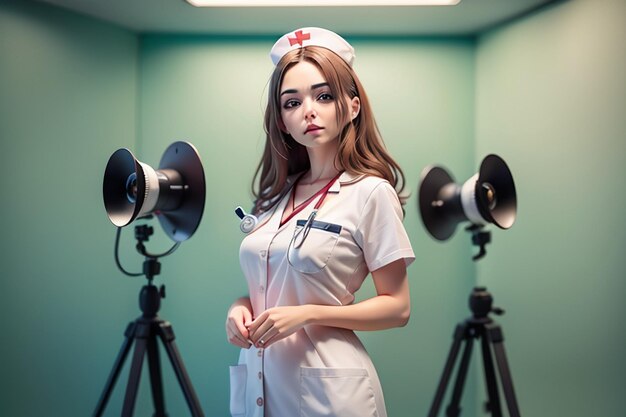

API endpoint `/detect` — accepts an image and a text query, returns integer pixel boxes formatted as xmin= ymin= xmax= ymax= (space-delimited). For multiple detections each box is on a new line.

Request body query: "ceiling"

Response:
xmin=37 ymin=0 xmax=559 ymax=36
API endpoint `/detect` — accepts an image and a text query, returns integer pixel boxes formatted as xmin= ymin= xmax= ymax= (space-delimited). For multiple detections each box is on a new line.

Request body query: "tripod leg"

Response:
xmin=428 ymin=322 xmax=468 ymax=417
xmin=445 ymin=333 xmax=475 ymax=417
xmin=122 ymin=322 xmax=150 ymax=417
xmin=146 ymin=326 xmax=168 ymax=417
xmin=480 ymin=327 xmax=502 ymax=417
xmin=486 ymin=323 xmax=522 ymax=417
xmin=157 ymin=321 xmax=205 ymax=417
xmin=93 ymin=322 xmax=136 ymax=417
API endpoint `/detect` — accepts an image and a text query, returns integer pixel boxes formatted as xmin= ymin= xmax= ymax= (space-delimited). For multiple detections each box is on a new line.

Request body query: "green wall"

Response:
xmin=0 ymin=0 xmax=140 ymax=416
xmin=474 ymin=0 xmax=626 ymax=416
xmin=0 ymin=1 xmax=476 ymax=415
xmin=1 ymin=0 xmax=624 ymax=416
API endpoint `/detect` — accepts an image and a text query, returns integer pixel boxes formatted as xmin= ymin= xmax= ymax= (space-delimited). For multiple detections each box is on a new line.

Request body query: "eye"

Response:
xmin=282 ymin=98 xmax=300 ymax=109
xmin=317 ymin=92 xmax=334 ymax=102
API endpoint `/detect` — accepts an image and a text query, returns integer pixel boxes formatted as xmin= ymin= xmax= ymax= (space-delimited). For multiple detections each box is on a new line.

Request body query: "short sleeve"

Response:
xmin=354 ymin=181 xmax=415 ymax=271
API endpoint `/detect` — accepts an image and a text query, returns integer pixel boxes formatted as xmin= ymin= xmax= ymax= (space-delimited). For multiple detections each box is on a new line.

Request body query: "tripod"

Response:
xmin=427 ymin=286 xmax=521 ymax=417
xmin=94 ymin=225 xmax=205 ymax=417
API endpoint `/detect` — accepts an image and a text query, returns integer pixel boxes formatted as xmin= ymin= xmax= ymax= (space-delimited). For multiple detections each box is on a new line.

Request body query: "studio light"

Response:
xmin=96 ymin=141 xmax=206 ymax=417
xmin=418 ymin=154 xmax=517 ymax=242
xmin=419 ymin=155 xmax=522 ymax=417
xmin=103 ymin=141 xmax=206 ymax=242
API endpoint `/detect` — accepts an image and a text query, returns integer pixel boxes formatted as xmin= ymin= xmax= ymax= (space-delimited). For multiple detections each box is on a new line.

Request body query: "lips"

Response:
xmin=305 ymin=124 xmax=323 ymax=134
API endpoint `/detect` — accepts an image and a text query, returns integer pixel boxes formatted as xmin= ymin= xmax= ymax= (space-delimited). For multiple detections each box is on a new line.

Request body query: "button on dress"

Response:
xmin=229 ymin=172 xmax=415 ymax=417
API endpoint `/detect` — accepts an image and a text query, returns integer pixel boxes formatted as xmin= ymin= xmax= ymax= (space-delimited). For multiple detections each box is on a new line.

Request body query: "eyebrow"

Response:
xmin=280 ymin=82 xmax=329 ymax=97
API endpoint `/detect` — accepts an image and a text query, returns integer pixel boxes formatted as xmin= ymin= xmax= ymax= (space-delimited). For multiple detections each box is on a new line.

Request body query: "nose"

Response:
xmin=303 ymin=99 xmax=317 ymax=120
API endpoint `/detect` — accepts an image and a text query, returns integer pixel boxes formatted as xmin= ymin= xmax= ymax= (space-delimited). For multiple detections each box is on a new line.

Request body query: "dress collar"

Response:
xmin=329 ymin=171 xmax=364 ymax=193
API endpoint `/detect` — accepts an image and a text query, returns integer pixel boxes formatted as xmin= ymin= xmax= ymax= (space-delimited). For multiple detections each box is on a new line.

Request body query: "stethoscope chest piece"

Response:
xmin=235 ymin=206 xmax=258 ymax=233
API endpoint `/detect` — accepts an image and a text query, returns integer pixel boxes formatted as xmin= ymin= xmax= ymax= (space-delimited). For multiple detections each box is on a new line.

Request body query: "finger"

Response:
xmin=256 ymin=327 xmax=280 ymax=348
xmin=230 ymin=326 xmax=249 ymax=345
xmin=231 ymin=337 xmax=252 ymax=349
xmin=227 ymin=308 xmax=251 ymax=338
xmin=255 ymin=322 xmax=280 ymax=345
xmin=246 ymin=312 xmax=265 ymax=333
xmin=236 ymin=320 xmax=250 ymax=339
xmin=227 ymin=322 xmax=251 ymax=348
xmin=227 ymin=329 xmax=251 ymax=348
xmin=229 ymin=312 xmax=251 ymax=338
xmin=249 ymin=318 xmax=273 ymax=343
xmin=242 ymin=308 xmax=253 ymax=328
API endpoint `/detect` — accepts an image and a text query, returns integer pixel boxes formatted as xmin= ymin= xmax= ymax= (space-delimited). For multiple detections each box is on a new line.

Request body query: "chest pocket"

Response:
xmin=287 ymin=219 xmax=342 ymax=274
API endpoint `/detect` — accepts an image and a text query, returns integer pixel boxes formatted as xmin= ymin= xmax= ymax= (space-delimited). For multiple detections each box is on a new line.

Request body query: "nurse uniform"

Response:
xmin=229 ymin=172 xmax=415 ymax=417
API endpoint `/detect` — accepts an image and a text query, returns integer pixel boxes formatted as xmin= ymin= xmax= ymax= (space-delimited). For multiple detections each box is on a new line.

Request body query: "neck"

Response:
xmin=302 ymin=147 xmax=340 ymax=185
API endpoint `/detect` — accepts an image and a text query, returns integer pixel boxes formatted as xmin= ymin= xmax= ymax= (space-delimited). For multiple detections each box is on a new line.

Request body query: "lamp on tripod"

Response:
xmin=418 ymin=154 xmax=521 ymax=417
xmin=95 ymin=141 xmax=206 ymax=417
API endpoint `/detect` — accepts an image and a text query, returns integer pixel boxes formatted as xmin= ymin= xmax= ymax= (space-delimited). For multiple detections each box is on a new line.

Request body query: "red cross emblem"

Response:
xmin=288 ymin=30 xmax=311 ymax=46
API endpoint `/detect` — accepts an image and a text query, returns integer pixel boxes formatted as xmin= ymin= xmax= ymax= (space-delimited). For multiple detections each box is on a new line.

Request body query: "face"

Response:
xmin=279 ymin=60 xmax=359 ymax=152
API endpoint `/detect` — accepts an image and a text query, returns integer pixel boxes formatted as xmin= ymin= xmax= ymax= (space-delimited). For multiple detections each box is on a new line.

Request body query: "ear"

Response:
xmin=350 ymin=96 xmax=361 ymax=121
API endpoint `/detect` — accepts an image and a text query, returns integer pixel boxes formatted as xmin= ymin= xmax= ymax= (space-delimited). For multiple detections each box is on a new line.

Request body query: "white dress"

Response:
xmin=230 ymin=172 xmax=415 ymax=417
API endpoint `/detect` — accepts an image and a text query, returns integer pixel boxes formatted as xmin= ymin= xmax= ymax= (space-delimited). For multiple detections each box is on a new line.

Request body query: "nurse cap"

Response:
xmin=270 ymin=27 xmax=355 ymax=67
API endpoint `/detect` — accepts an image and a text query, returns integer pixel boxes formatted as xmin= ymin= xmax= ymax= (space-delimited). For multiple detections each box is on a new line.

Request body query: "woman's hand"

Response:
xmin=225 ymin=297 xmax=253 ymax=349
xmin=247 ymin=305 xmax=312 ymax=349
xmin=242 ymin=259 xmax=410 ymax=349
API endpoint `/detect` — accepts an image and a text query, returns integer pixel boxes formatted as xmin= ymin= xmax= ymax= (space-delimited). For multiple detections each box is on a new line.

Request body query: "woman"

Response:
xmin=226 ymin=27 xmax=415 ymax=417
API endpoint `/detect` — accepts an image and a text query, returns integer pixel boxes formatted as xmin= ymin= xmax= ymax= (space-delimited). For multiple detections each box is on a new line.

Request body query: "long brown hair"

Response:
xmin=252 ymin=46 xmax=406 ymax=214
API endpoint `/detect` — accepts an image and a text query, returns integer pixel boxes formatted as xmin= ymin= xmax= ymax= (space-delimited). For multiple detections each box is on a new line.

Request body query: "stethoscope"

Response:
xmin=235 ymin=172 xmax=342 ymax=237
xmin=234 ymin=206 xmax=259 ymax=234
xmin=283 ymin=172 xmax=341 ymax=248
